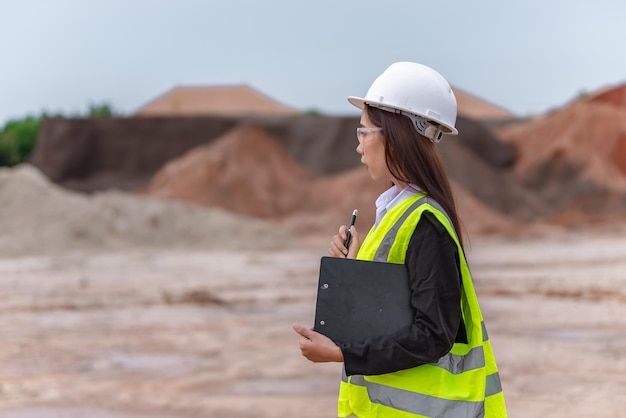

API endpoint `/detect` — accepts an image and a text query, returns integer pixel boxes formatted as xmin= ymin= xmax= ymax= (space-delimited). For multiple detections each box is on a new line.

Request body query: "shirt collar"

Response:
xmin=374 ymin=184 xmax=422 ymax=228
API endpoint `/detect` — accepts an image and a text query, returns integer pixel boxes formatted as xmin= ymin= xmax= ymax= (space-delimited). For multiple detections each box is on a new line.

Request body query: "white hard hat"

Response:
xmin=348 ymin=62 xmax=458 ymax=142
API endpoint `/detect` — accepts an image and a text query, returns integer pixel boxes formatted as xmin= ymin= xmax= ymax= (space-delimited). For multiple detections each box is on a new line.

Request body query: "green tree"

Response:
xmin=0 ymin=116 xmax=42 ymax=166
xmin=86 ymin=102 xmax=120 ymax=118
xmin=0 ymin=102 xmax=124 ymax=166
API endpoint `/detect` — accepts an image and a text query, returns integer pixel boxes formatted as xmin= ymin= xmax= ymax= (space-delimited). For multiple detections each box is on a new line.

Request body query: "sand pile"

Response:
xmin=0 ymin=164 xmax=291 ymax=257
xmin=142 ymin=125 xmax=312 ymax=218
xmin=499 ymin=100 xmax=626 ymax=189
xmin=586 ymin=83 xmax=626 ymax=108
xmin=498 ymin=86 xmax=626 ymax=221
xmin=143 ymin=125 xmax=520 ymax=239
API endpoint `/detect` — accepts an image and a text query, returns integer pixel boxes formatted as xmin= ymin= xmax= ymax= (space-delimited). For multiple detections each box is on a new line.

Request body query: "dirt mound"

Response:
xmin=142 ymin=126 xmax=519 ymax=239
xmin=29 ymin=115 xmax=361 ymax=194
xmin=30 ymin=115 xmax=514 ymax=191
xmin=32 ymin=115 xmax=530 ymax=225
xmin=499 ymin=101 xmax=626 ymax=189
xmin=142 ymin=124 xmax=312 ymax=218
xmin=586 ymin=83 xmax=626 ymax=108
xmin=498 ymin=93 xmax=626 ymax=220
xmin=0 ymin=164 xmax=291 ymax=257
xmin=142 ymin=124 xmax=367 ymax=234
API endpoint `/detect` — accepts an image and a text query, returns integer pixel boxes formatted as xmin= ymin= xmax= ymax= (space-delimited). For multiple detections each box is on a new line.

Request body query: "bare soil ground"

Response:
xmin=1 ymin=226 xmax=626 ymax=417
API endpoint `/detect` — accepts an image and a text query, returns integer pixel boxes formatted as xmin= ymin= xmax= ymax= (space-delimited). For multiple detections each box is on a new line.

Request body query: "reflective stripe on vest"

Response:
xmin=339 ymin=193 xmax=507 ymax=417
xmin=374 ymin=195 xmax=452 ymax=262
xmin=346 ymin=374 xmax=485 ymax=417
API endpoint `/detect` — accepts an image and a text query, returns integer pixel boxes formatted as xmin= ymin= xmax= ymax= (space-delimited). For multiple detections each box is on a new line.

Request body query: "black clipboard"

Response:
xmin=313 ymin=256 xmax=414 ymax=345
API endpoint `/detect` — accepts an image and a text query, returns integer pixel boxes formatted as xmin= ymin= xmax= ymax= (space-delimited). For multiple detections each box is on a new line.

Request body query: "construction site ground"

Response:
xmin=1 ymin=225 xmax=625 ymax=418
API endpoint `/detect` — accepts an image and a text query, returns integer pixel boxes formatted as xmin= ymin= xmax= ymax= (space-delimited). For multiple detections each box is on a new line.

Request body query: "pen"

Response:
xmin=343 ymin=209 xmax=358 ymax=250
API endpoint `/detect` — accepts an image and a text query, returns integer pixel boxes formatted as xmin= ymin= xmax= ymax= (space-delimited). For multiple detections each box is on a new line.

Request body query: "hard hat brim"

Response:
xmin=347 ymin=95 xmax=458 ymax=136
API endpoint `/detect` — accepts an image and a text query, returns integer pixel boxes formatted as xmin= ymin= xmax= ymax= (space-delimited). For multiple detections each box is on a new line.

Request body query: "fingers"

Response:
xmin=328 ymin=235 xmax=347 ymax=257
xmin=292 ymin=324 xmax=344 ymax=363
xmin=329 ymin=224 xmax=361 ymax=259
xmin=328 ymin=225 xmax=349 ymax=258
xmin=293 ymin=324 xmax=316 ymax=357
xmin=292 ymin=323 xmax=313 ymax=340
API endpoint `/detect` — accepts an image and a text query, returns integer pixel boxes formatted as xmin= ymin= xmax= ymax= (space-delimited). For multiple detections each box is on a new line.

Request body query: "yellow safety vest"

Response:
xmin=338 ymin=193 xmax=507 ymax=418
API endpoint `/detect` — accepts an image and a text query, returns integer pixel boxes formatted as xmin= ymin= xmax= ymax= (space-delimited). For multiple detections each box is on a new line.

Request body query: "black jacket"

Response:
xmin=340 ymin=211 xmax=465 ymax=376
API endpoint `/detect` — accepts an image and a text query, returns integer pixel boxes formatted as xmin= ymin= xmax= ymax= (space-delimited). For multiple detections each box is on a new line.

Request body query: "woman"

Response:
xmin=293 ymin=62 xmax=507 ymax=417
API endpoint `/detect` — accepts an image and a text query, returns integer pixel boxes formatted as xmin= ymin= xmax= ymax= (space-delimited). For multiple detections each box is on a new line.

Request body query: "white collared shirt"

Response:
xmin=374 ymin=184 xmax=422 ymax=229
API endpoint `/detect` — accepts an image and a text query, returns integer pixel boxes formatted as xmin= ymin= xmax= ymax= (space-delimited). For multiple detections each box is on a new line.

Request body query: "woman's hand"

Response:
xmin=328 ymin=224 xmax=360 ymax=259
xmin=292 ymin=324 xmax=344 ymax=363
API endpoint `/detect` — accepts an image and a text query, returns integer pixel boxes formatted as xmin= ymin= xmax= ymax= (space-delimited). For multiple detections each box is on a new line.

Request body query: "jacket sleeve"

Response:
xmin=340 ymin=211 xmax=463 ymax=376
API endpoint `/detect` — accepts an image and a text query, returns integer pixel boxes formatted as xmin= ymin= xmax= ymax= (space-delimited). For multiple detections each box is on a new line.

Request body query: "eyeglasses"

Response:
xmin=356 ymin=127 xmax=383 ymax=144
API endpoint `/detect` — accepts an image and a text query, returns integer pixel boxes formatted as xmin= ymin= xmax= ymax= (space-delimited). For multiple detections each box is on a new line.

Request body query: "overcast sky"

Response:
xmin=1 ymin=0 xmax=626 ymax=126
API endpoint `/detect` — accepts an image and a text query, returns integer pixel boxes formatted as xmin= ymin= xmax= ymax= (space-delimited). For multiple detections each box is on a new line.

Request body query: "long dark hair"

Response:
xmin=365 ymin=105 xmax=464 ymax=249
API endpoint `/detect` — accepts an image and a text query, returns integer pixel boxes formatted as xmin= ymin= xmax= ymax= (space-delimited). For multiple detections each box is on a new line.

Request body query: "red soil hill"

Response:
xmin=498 ymin=84 xmax=626 ymax=221
xmin=142 ymin=125 xmax=311 ymax=219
